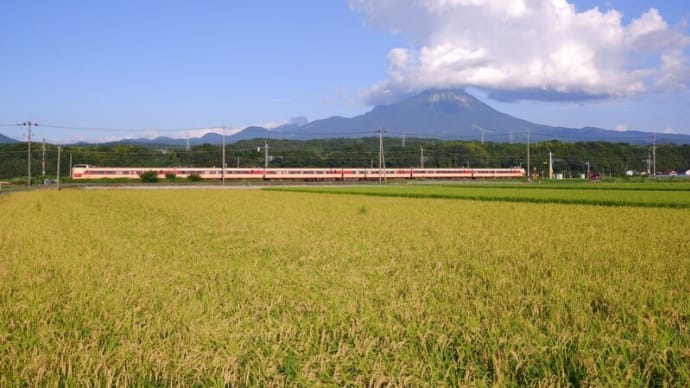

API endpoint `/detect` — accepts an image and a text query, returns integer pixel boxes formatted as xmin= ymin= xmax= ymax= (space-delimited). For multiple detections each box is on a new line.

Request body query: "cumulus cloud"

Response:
xmin=614 ymin=123 xmax=628 ymax=132
xmin=349 ymin=0 xmax=690 ymax=104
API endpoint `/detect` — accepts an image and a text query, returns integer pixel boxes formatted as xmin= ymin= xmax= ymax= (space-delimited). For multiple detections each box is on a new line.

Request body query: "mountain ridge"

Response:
xmin=218 ymin=89 xmax=690 ymax=145
xmin=3 ymin=89 xmax=689 ymax=145
xmin=0 ymin=133 xmax=19 ymax=144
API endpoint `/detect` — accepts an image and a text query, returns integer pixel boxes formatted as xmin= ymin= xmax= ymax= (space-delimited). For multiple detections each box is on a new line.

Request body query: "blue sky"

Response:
xmin=1 ymin=0 xmax=689 ymax=143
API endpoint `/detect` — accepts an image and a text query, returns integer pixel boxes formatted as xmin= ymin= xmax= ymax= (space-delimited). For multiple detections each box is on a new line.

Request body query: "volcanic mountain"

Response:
xmin=264 ymin=89 xmax=687 ymax=144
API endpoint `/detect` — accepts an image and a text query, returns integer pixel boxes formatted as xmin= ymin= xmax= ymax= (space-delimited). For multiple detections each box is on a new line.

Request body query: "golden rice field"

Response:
xmin=1 ymin=188 xmax=689 ymax=386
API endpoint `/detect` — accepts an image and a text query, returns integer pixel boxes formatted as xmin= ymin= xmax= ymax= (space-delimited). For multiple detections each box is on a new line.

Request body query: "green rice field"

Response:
xmin=1 ymin=186 xmax=689 ymax=385
xmin=268 ymin=181 xmax=690 ymax=208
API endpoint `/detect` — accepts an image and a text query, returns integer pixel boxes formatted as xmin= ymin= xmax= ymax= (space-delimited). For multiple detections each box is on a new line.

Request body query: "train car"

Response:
xmin=71 ymin=165 xmax=525 ymax=181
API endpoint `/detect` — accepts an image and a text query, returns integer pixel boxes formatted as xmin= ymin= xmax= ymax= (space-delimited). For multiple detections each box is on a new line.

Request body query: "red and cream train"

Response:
xmin=71 ymin=165 xmax=525 ymax=181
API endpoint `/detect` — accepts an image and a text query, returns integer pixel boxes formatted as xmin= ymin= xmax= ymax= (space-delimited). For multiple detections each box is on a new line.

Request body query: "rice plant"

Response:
xmin=0 ymin=189 xmax=688 ymax=385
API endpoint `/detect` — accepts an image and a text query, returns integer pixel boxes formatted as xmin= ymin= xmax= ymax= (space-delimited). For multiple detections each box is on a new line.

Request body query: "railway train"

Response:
xmin=71 ymin=165 xmax=525 ymax=180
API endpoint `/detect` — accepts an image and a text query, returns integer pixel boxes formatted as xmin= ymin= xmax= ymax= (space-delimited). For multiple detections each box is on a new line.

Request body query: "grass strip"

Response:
xmin=265 ymin=186 xmax=690 ymax=208
xmin=439 ymin=183 xmax=690 ymax=192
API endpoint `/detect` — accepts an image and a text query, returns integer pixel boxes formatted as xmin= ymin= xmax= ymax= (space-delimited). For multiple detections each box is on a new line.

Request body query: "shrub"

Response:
xmin=165 ymin=173 xmax=177 ymax=182
xmin=187 ymin=174 xmax=202 ymax=182
xmin=9 ymin=177 xmax=27 ymax=185
xmin=139 ymin=171 xmax=159 ymax=183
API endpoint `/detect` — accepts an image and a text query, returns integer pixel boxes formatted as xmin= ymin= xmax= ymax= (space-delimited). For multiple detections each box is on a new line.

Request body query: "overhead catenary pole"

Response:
xmin=472 ymin=124 xmax=488 ymax=145
xmin=56 ymin=146 xmax=61 ymax=190
xmin=549 ymin=151 xmax=553 ymax=179
xmin=42 ymin=138 xmax=46 ymax=177
xmin=259 ymin=140 xmax=269 ymax=179
xmin=420 ymin=146 xmax=424 ymax=168
xmin=652 ymin=133 xmax=656 ymax=177
xmin=20 ymin=121 xmax=37 ymax=186
xmin=378 ymin=128 xmax=386 ymax=184
xmin=526 ymin=130 xmax=530 ymax=182
xmin=264 ymin=139 xmax=269 ymax=169
xmin=221 ymin=126 xmax=226 ymax=185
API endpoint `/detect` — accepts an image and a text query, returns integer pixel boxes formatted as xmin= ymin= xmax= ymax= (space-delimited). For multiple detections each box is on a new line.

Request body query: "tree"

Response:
xmin=139 ymin=170 xmax=159 ymax=182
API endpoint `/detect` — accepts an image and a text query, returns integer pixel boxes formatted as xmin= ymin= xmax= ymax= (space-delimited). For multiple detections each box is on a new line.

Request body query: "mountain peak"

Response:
xmin=420 ymin=89 xmax=472 ymax=108
xmin=400 ymin=89 xmax=484 ymax=114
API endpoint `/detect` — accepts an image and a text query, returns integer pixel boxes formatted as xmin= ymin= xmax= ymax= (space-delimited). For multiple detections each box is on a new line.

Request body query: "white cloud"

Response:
xmin=664 ymin=126 xmax=674 ymax=134
xmin=141 ymin=130 xmax=163 ymax=139
xmin=261 ymin=116 xmax=309 ymax=129
xmin=614 ymin=123 xmax=628 ymax=132
xmin=136 ymin=127 xmax=243 ymax=141
xmin=47 ymin=126 xmax=246 ymax=144
xmin=349 ymin=0 xmax=690 ymax=104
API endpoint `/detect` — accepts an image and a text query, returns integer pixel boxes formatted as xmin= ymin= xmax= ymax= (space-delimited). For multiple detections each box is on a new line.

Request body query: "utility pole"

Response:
xmin=186 ymin=131 xmax=190 ymax=151
xmin=264 ymin=140 xmax=269 ymax=169
xmin=56 ymin=146 xmax=61 ymax=190
xmin=221 ymin=126 xmax=226 ymax=185
xmin=402 ymin=132 xmax=406 ymax=148
xmin=20 ymin=121 xmax=37 ymax=186
xmin=586 ymin=160 xmax=591 ymax=180
xmin=420 ymin=146 xmax=424 ymax=168
xmin=548 ymin=151 xmax=553 ymax=179
xmin=509 ymin=130 xmax=514 ymax=144
xmin=652 ymin=133 xmax=656 ymax=177
xmin=378 ymin=128 xmax=386 ymax=184
xmin=42 ymin=138 xmax=46 ymax=177
xmin=69 ymin=152 xmax=73 ymax=179
xmin=526 ymin=130 xmax=531 ymax=182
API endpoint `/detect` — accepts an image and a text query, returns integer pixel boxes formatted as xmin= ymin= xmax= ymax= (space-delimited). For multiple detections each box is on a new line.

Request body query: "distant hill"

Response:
xmin=0 ymin=133 xmax=19 ymax=144
xmin=81 ymin=89 xmax=690 ymax=146
xmin=99 ymin=126 xmax=275 ymax=147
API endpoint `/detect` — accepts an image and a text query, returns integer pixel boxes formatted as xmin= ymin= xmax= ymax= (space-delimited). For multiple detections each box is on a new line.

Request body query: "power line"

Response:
xmin=38 ymin=123 xmax=217 ymax=133
xmin=4 ymin=121 xmax=679 ymax=146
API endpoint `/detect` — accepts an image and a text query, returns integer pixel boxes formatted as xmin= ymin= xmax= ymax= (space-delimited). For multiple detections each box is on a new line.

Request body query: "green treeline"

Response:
xmin=1 ymin=137 xmax=689 ymax=180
